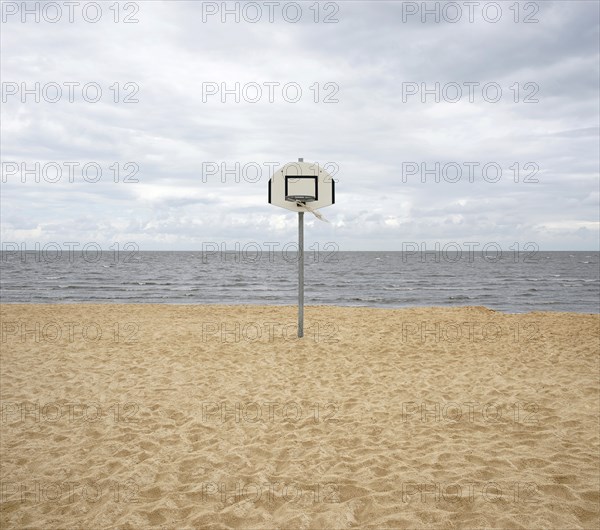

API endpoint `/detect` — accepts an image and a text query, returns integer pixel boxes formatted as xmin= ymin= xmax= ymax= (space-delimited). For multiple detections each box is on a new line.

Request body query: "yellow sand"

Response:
xmin=1 ymin=304 xmax=598 ymax=529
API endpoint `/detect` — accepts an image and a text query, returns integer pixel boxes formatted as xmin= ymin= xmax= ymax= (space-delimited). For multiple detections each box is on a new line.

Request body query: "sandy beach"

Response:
xmin=1 ymin=303 xmax=598 ymax=529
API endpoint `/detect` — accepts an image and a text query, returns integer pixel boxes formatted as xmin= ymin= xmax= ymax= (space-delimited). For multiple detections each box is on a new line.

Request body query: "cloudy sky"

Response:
xmin=1 ymin=0 xmax=599 ymax=251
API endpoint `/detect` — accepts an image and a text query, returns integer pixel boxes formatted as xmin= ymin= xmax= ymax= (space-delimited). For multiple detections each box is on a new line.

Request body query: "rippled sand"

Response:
xmin=1 ymin=304 xmax=598 ymax=529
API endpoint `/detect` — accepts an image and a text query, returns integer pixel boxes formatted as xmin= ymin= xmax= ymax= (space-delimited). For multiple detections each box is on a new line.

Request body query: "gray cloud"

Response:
xmin=1 ymin=0 xmax=598 ymax=250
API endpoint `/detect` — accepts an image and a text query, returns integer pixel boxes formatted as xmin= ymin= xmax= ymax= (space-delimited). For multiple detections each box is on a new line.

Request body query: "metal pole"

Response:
xmin=298 ymin=211 xmax=304 ymax=338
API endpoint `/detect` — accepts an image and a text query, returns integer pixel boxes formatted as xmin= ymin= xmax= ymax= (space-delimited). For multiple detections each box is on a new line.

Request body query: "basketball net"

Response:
xmin=295 ymin=200 xmax=329 ymax=223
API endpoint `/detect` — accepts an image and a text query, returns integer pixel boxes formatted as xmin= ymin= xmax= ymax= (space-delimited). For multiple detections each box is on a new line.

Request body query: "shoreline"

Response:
xmin=1 ymin=302 xmax=598 ymax=316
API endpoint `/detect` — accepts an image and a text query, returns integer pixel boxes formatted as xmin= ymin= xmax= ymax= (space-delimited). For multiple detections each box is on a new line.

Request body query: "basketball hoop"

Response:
xmin=268 ymin=159 xmax=336 ymax=338
xmin=286 ymin=195 xmax=316 ymax=203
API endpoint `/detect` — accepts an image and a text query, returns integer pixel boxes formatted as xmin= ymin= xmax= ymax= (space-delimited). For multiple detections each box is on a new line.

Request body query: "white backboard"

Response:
xmin=268 ymin=161 xmax=335 ymax=213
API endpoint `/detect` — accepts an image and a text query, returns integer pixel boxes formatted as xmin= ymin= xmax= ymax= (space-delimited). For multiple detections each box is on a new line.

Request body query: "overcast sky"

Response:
xmin=1 ymin=0 xmax=599 ymax=251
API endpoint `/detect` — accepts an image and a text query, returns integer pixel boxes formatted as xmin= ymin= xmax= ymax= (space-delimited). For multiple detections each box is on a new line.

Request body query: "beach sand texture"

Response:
xmin=1 ymin=304 xmax=598 ymax=529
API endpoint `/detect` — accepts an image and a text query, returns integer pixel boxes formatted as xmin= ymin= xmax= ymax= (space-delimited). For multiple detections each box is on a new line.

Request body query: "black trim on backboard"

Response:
xmin=268 ymin=179 xmax=271 ymax=204
xmin=332 ymin=179 xmax=335 ymax=204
